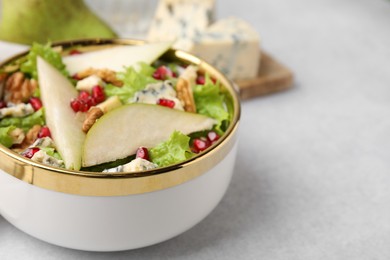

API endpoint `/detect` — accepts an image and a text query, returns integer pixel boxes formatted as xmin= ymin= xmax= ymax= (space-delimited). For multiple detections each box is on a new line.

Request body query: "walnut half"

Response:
xmin=4 ymin=72 xmax=38 ymax=104
xmin=82 ymin=107 xmax=104 ymax=133
xmin=76 ymin=68 xmax=123 ymax=87
xmin=176 ymin=66 xmax=197 ymax=113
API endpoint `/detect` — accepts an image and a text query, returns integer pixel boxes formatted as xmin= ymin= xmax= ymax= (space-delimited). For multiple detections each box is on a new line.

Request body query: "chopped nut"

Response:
xmin=4 ymin=72 xmax=38 ymax=103
xmin=12 ymin=124 xmax=42 ymax=152
xmin=82 ymin=107 xmax=104 ymax=133
xmin=76 ymin=68 xmax=123 ymax=87
xmin=81 ymin=96 xmax=121 ymax=133
xmin=176 ymin=66 xmax=197 ymax=113
xmin=9 ymin=128 xmax=25 ymax=145
xmin=23 ymin=125 xmax=42 ymax=148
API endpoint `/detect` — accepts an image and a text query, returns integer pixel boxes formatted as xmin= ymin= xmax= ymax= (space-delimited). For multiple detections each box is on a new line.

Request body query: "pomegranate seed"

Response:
xmin=196 ymin=75 xmax=216 ymax=85
xmin=207 ymin=131 xmax=219 ymax=143
xmin=196 ymin=76 xmax=205 ymax=85
xmin=0 ymin=100 xmax=7 ymax=109
xmin=78 ymin=91 xmax=90 ymax=101
xmin=75 ymin=91 xmax=95 ymax=110
xmin=136 ymin=147 xmax=150 ymax=161
xmin=69 ymin=49 xmax=82 ymax=55
xmin=70 ymin=99 xmax=81 ymax=112
xmin=70 ymin=99 xmax=90 ymax=112
xmin=91 ymin=85 xmax=105 ymax=104
xmin=86 ymin=96 xmax=96 ymax=107
xmin=29 ymin=97 xmax=42 ymax=111
xmin=202 ymin=136 xmax=211 ymax=146
xmin=38 ymin=126 xmax=51 ymax=138
xmin=157 ymin=98 xmax=175 ymax=108
xmin=153 ymin=66 xmax=174 ymax=80
xmin=22 ymin=147 xmax=40 ymax=159
xmin=192 ymin=138 xmax=209 ymax=153
xmin=79 ymin=100 xmax=90 ymax=112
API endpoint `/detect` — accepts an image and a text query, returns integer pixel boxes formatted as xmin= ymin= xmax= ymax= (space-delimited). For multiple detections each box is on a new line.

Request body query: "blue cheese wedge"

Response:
xmin=132 ymin=80 xmax=184 ymax=110
xmin=187 ymin=17 xmax=261 ymax=80
xmin=103 ymin=158 xmax=158 ymax=173
xmin=147 ymin=0 xmax=215 ymax=50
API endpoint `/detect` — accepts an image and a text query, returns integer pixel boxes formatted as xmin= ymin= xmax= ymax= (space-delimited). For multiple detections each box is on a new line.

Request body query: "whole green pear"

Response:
xmin=0 ymin=0 xmax=117 ymax=44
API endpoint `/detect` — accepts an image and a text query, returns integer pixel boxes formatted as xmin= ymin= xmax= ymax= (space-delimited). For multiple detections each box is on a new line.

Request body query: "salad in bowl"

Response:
xmin=0 ymin=40 xmax=233 ymax=173
xmin=0 ymin=39 xmax=240 ymax=251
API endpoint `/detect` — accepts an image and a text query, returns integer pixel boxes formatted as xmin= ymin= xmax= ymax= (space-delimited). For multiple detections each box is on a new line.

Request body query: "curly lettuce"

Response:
xmin=150 ymin=131 xmax=193 ymax=167
xmin=0 ymin=109 xmax=45 ymax=132
xmin=20 ymin=42 xmax=68 ymax=79
xmin=105 ymin=62 xmax=157 ymax=103
xmin=194 ymin=74 xmax=230 ymax=134
xmin=0 ymin=126 xmax=16 ymax=148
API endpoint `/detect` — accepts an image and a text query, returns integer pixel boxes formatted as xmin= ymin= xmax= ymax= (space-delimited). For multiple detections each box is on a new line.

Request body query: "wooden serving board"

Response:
xmin=236 ymin=51 xmax=293 ymax=99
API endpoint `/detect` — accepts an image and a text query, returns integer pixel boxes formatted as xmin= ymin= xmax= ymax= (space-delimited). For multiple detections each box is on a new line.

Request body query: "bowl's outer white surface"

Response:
xmin=0 ymin=142 xmax=237 ymax=251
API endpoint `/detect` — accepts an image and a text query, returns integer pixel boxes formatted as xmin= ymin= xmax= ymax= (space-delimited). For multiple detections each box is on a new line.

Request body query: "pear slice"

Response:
xmin=63 ymin=42 xmax=172 ymax=75
xmin=37 ymin=57 xmax=85 ymax=170
xmin=82 ymin=104 xmax=216 ymax=167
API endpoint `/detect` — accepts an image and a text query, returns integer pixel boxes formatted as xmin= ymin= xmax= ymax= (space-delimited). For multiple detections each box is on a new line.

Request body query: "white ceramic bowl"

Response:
xmin=0 ymin=39 xmax=240 ymax=251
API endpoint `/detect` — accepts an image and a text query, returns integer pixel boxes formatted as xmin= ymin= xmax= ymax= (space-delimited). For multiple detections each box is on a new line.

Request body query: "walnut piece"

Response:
xmin=9 ymin=128 xmax=25 ymax=145
xmin=24 ymin=124 xmax=42 ymax=147
xmin=76 ymin=68 xmax=123 ymax=87
xmin=12 ymin=124 xmax=42 ymax=151
xmin=4 ymin=72 xmax=38 ymax=104
xmin=82 ymin=107 xmax=104 ymax=133
xmin=176 ymin=66 xmax=197 ymax=113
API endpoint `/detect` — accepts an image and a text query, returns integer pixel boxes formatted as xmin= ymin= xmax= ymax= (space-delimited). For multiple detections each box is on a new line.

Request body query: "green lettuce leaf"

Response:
xmin=0 ymin=109 xmax=45 ymax=132
xmin=194 ymin=74 xmax=230 ymax=134
xmin=20 ymin=42 xmax=68 ymax=79
xmin=0 ymin=126 xmax=16 ymax=148
xmin=105 ymin=62 xmax=157 ymax=103
xmin=150 ymin=131 xmax=193 ymax=167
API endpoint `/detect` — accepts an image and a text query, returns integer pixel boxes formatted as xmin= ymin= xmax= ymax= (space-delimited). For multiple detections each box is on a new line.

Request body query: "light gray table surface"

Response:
xmin=1 ymin=0 xmax=390 ymax=259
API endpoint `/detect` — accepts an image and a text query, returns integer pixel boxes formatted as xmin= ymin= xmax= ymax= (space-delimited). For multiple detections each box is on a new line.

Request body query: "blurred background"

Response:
xmin=84 ymin=0 xmax=158 ymax=38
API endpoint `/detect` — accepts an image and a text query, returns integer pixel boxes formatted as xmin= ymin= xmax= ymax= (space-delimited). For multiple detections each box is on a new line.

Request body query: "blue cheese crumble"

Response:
xmin=103 ymin=158 xmax=158 ymax=173
xmin=132 ymin=80 xmax=184 ymax=110
xmin=28 ymin=137 xmax=64 ymax=167
xmin=0 ymin=103 xmax=34 ymax=119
